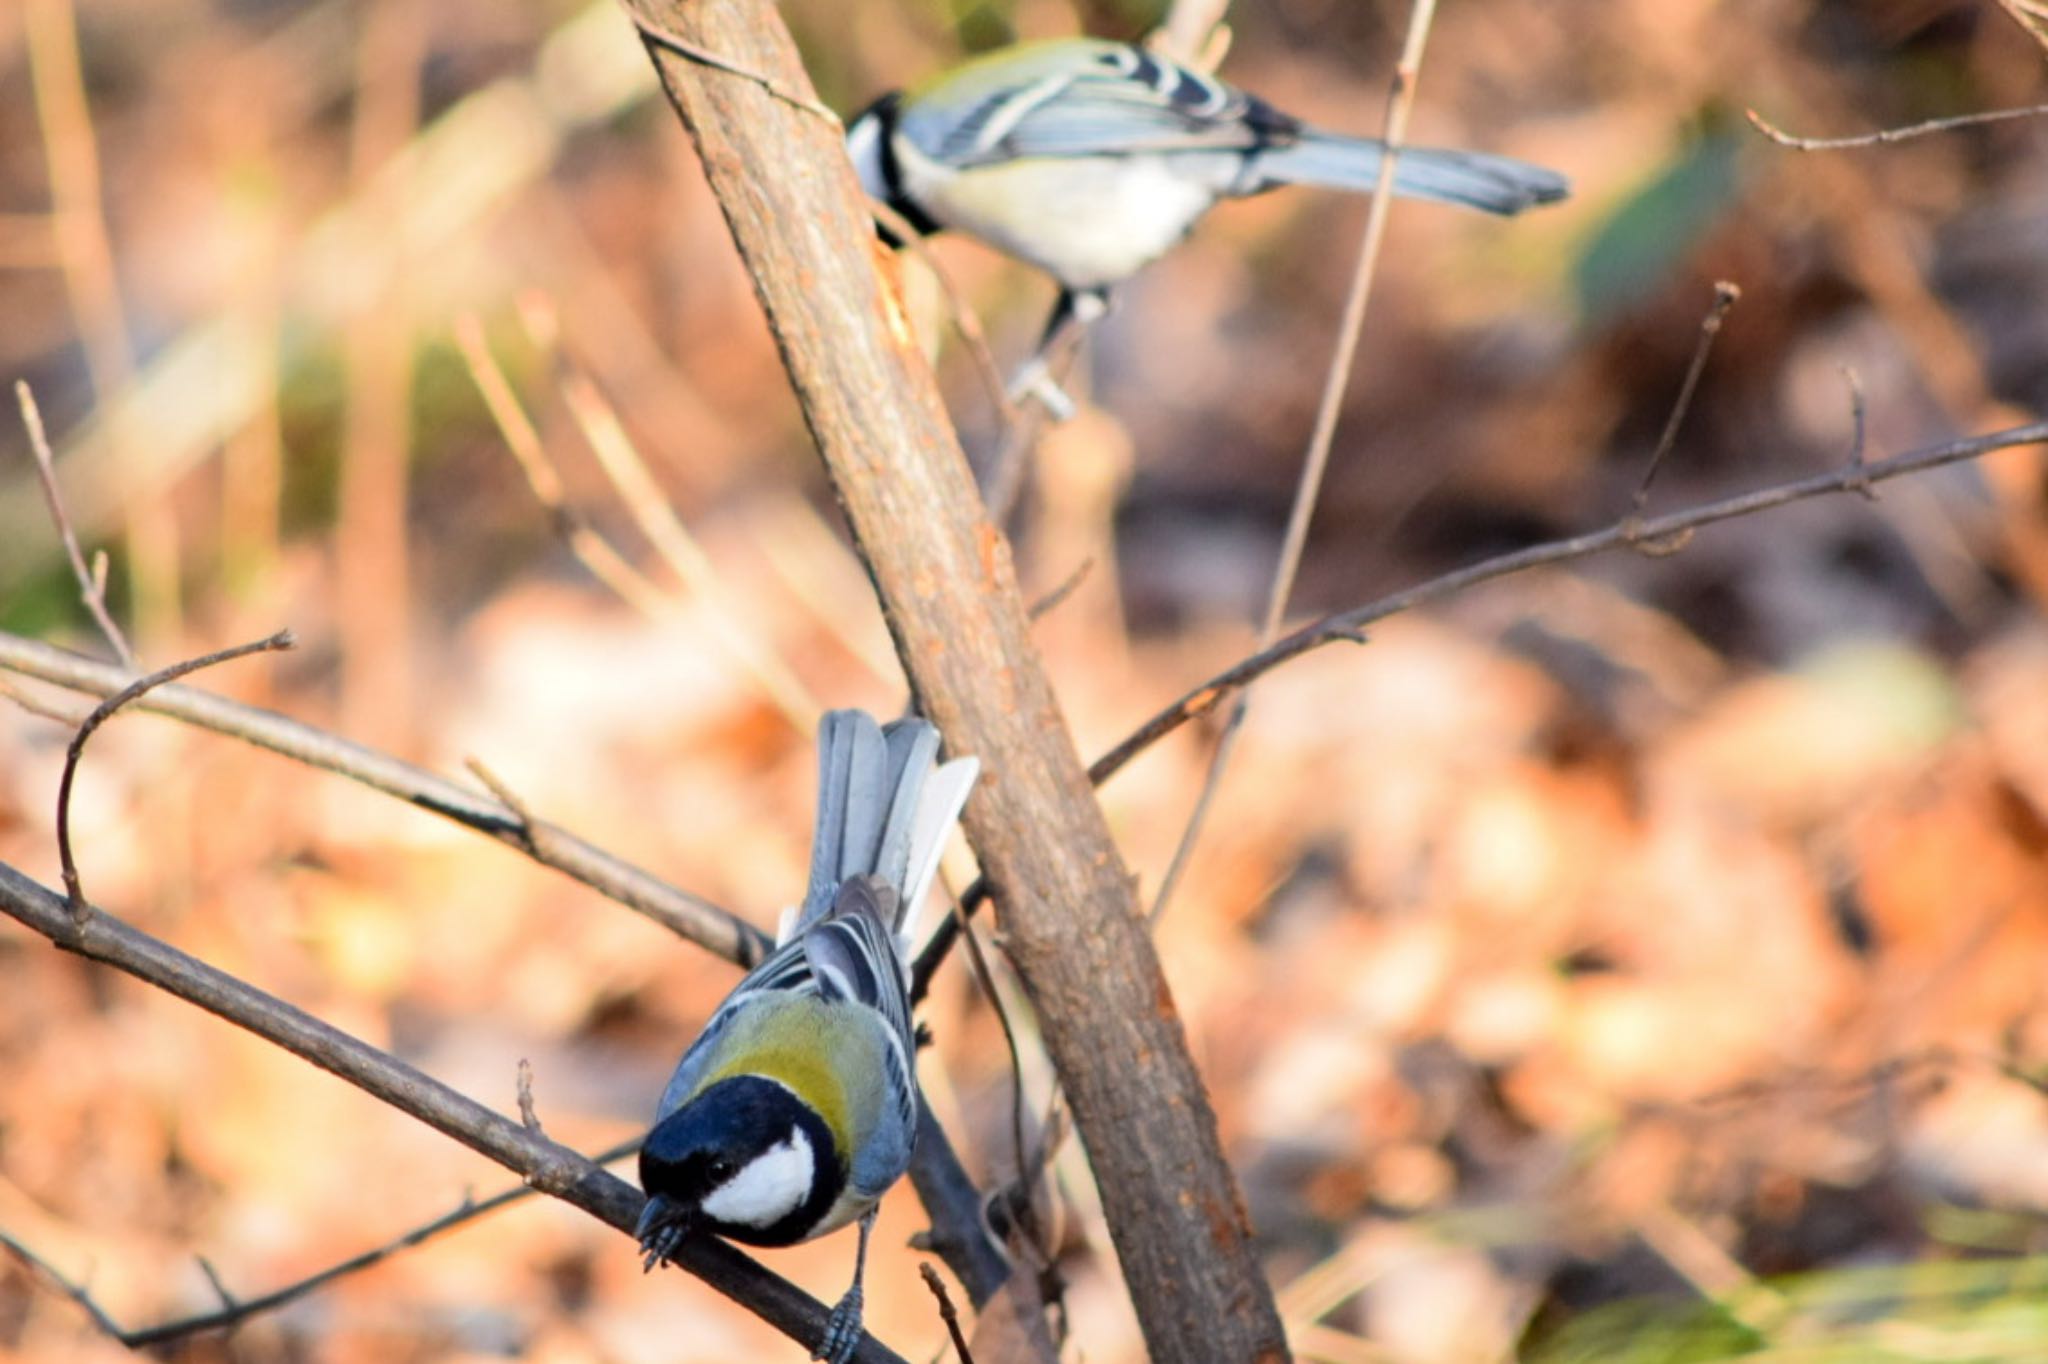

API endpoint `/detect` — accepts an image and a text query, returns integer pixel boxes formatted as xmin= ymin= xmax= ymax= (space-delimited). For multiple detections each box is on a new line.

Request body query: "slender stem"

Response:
xmin=1631 ymin=283 xmax=1741 ymax=518
xmin=1745 ymin=102 xmax=2048 ymax=150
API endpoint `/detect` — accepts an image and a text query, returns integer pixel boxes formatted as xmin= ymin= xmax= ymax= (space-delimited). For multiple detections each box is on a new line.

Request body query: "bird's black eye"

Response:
xmin=707 ymin=1157 xmax=736 ymax=1184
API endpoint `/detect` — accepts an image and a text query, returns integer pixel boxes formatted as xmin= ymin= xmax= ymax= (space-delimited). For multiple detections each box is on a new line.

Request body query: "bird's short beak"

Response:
xmin=636 ymin=1194 xmax=691 ymax=1271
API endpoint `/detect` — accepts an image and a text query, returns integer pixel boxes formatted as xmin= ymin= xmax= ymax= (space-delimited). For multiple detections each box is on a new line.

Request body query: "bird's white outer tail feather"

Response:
xmin=1255 ymin=132 xmax=1569 ymax=216
xmin=897 ymin=755 xmax=979 ymax=952
xmin=795 ymin=711 xmax=976 ymax=943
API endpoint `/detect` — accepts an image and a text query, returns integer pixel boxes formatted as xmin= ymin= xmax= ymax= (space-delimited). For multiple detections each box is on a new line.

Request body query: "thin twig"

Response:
xmin=1745 ymin=102 xmax=2048 ymax=150
xmin=628 ymin=15 xmax=840 ymax=124
xmin=0 ymin=632 xmax=766 ymax=964
xmin=1089 ymin=420 xmax=2048 ymax=786
xmin=0 ymin=860 xmax=908 ymax=1363
xmin=1149 ymin=0 xmax=1442 ymax=927
xmin=54 ymin=630 xmax=293 ymax=917
xmin=1 ymin=1140 xmax=638 ymax=1348
xmin=1841 ymin=366 xmax=1876 ymax=502
xmin=920 ymin=1263 xmax=978 ymax=1364
xmin=1026 ymin=558 xmax=1094 ymax=622
xmin=517 ymin=1058 xmax=543 ymax=1134
xmin=1630 ymin=282 xmax=1741 ymax=519
xmin=465 ymin=755 xmax=542 ymax=855
xmin=15 ymin=381 xmax=134 ymax=668
xmin=956 ymin=905 xmax=1036 ymax=1255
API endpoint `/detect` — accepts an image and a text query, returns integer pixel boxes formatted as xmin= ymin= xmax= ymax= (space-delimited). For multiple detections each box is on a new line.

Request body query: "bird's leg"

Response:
xmin=1005 ymin=288 xmax=1110 ymax=420
xmin=814 ymin=1209 xmax=878 ymax=1364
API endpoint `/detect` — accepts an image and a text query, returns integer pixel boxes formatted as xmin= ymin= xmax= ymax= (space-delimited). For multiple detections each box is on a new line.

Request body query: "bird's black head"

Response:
xmin=637 ymin=1075 xmax=843 ymax=1252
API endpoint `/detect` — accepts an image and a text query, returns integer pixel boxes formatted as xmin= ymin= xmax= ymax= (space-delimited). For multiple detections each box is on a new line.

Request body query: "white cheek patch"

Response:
xmin=700 ymin=1129 xmax=816 ymax=1230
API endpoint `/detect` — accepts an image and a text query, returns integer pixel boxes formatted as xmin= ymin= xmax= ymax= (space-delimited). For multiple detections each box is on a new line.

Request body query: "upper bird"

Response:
xmin=636 ymin=711 xmax=978 ymax=1364
xmin=846 ymin=37 xmax=1569 ymax=316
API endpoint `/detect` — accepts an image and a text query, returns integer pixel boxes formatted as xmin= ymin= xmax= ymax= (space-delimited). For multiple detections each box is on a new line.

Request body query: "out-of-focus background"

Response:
xmin=3 ymin=0 xmax=2047 ymax=1359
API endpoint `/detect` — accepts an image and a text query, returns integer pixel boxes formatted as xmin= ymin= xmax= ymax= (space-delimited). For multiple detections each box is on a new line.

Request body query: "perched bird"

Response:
xmin=846 ymin=38 xmax=1569 ymax=336
xmin=637 ymin=711 xmax=978 ymax=1363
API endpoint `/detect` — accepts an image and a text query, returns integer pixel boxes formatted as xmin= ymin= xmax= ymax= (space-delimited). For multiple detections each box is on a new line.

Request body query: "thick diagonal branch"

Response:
xmin=616 ymin=2 xmax=1290 ymax=1360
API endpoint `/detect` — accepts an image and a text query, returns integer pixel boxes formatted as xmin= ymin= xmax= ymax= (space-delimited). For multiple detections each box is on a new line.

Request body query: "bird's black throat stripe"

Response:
xmin=861 ymin=92 xmax=943 ymax=244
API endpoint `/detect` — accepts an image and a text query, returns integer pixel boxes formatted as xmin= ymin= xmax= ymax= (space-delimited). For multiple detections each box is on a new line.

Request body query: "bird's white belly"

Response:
xmin=898 ymin=146 xmax=1221 ymax=290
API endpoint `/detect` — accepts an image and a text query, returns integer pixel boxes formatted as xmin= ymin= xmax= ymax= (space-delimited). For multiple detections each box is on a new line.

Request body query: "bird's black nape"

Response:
xmin=851 ymin=91 xmax=943 ymax=246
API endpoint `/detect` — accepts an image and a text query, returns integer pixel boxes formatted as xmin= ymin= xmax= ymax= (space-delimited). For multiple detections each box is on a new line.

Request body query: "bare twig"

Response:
xmin=1745 ymin=102 xmax=2048 ymax=150
xmin=1089 ymin=420 xmax=2048 ymax=786
xmin=0 ymin=860 xmax=907 ymax=1363
xmin=1026 ymin=558 xmax=1094 ymax=623
xmin=517 ymin=1058 xmax=543 ymax=1133
xmin=0 ymin=1138 xmax=640 ymax=1349
xmin=1840 ymin=365 xmax=1876 ymax=502
xmin=956 ymin=906 xmax=1037 ymax=1257
xmin=1630 ymin=282 xmax=1741 ymax=519
xmin=15 ymin=381 xmax=134 ymax=667
xmin=55 ymin=631 xmax=293 ymax=917
xmin=1150 ymin=0 xmax=1442 ymax=927
xmin=0 ymin=631 xmax=768 ymax=965
xmin=628 ymin=14 xmax=839 ymax=123
xmin=921 ymin=1263 xmax=978 ymax=1364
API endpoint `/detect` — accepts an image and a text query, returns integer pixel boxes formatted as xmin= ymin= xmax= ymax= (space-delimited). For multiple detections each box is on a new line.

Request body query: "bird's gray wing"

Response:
xmin=936 ymin=46 xmax=1296 ymax=166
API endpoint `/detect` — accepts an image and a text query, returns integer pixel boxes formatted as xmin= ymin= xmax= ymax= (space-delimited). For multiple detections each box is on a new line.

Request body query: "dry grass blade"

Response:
xmin=453 ymin=313 xmax=678 ymax=618
xmin=527 ymin=304 xmax=821 ymax=733
xmin=1996 ymin=0 xmax=2048 ymax=55
xmin=24 ymin=0 xmax=182 ymax=638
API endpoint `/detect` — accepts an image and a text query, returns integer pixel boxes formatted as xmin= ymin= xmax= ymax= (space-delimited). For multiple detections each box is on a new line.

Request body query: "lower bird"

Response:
xmin=846 ymin=37 xmax=1569 ymax=344
xmin=636 ymin=711 xmax=978 ymax=1363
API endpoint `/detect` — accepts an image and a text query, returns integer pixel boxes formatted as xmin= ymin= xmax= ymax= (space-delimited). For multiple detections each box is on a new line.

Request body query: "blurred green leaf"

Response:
xmin=1572 ymin=132 xmax=1742 ymax=326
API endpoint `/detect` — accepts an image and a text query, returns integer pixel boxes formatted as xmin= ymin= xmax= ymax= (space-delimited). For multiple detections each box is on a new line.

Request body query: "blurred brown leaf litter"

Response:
xmin=2 ymin=0 xmax=2048 ymax=1360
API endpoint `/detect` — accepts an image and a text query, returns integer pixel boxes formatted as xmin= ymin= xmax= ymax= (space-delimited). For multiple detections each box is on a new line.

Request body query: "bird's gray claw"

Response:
xmin=1005 ymin=360 xmax=1076 ymax=421
xmin=813 ymin=1284 xmax=865 ymax=1364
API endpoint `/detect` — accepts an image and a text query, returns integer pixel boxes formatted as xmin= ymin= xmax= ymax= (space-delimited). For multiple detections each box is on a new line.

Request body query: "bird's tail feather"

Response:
xmin=1253 ymin=132 xmax=1568 ymax=216
xmin=797 ymin=711 xmax=977 ymax=943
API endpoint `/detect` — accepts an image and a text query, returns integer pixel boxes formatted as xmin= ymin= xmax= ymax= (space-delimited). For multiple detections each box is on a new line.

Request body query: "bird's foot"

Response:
xmin=812 ymin=1282 xmax=866 ymax=1364
xmin=1005 ymin=358 xmax=1076 ymax=421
